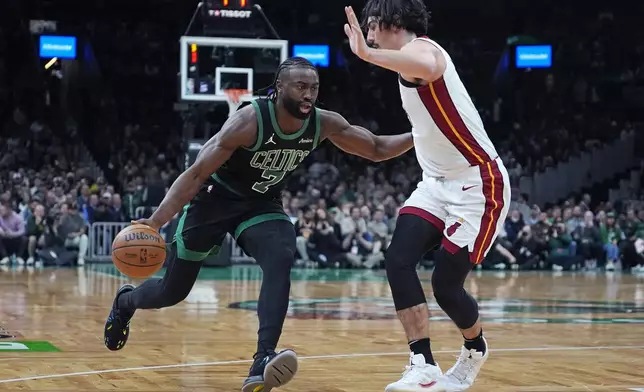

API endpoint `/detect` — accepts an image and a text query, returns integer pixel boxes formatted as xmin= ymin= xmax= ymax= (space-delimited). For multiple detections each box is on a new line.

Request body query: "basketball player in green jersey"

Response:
xmin=104 ymin=57 xmax=413 ymax=392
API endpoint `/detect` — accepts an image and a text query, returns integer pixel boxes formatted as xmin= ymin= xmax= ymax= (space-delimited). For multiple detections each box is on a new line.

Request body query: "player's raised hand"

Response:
xmin=344 ymin=6 xmax=369 ymax=60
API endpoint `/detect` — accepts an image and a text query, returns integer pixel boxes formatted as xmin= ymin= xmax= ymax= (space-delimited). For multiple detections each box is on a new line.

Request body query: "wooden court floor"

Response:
xmin=1 ymin=265 xmax=644 ymax=391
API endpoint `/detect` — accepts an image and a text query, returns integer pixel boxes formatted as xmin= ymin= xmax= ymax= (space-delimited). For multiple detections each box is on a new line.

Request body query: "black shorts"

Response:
xmin=174 ymin=178 xmax=291 ymax=262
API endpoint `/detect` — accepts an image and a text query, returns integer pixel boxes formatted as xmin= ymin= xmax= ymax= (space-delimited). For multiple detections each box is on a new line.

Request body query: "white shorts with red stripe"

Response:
xmin=400 ymin=157 xmax=511 ymax=264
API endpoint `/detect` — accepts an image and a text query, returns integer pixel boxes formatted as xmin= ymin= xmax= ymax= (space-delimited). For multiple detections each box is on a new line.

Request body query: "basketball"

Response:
xmin=111 ymin=224 xmax=167 ymax=279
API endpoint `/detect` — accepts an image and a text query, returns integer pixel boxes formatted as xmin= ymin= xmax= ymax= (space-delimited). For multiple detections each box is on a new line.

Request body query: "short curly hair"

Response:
xmin=361 ymin=0 xmax=430 ymax=36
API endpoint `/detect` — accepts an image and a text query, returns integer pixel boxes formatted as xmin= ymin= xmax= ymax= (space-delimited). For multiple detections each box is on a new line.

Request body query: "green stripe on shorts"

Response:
xmin=175 ymin=203 xmax=221 ymax=262
xmin=234 ymin=213 xmax=292 ymax=240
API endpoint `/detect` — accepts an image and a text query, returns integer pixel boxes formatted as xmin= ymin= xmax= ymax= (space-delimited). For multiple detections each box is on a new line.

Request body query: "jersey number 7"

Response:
xmin=252 ymin=170 xmax=286 ymax=194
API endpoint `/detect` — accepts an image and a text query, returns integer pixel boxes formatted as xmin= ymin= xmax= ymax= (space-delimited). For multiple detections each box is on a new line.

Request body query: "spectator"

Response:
xmin=368 ymin=208 xmax=390 ymax=245
xmin=525 ymin=205 xmax=541 ymax=225
xmin=360 ymin=205 xmax=371 ymax=222
xmin=342 ymin=217 xmax=384 ymax=269
xmin=620 ymin=209 xmax=644 ymax=272
xmin=109 ymin=193 xmax=127 ymax=222
xmin=0 ymin=202 xmax=27 ymax=265
xmin=26 ymin=203 xmax=47 ymax=265
xmin=511 ymin=193 xmax=531 ymax=222
xmin=620 ymin=209 xmax=642 ymax=240
xmin=84 ymin=194 xmax=99 ymax=223
xmin=307 ymin=208 xmax=345 ymax=267
xmin=340 ymin=206 xmax=366 ymax=236
xmin=504 ymin=209 xmax=525 ymax=243
xmin=546 ymin=222 xmax=580 ymax=271
xmin=600 ymin=212 xmax=625 ymax=271
xmin=294 ymin=208 xmax=315 ymax=262
xmin=91 ymin=193 xmax=114 ymax=223
xmin=123 ymin=181 xmax=145 ymax=220
xmin=566 ymin=206 xmax=585 ymax=234
xmin=631 ymin=235 xmax=644 ymax=273
xmin=572 ymin=211 xmax=603 ymax=270
xmin=55 ymin=202 xmax=88 ymax=266
xmin=77 ymin=184 xmax=91 ymax=211
xmin=511 ymin=225 xmax=541 ymax=269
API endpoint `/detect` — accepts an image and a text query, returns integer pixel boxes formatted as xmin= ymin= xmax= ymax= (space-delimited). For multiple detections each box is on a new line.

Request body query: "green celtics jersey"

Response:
xmin=212 ymin=99 xmax=321 ymax=199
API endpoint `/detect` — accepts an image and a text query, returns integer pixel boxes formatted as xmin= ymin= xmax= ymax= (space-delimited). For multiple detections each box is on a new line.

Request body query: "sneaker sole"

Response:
xmin=241 ymin=350 xmax=298 ymax=392
xmin=386 ymin=385 xmax=445 ymax=392
xmin=104 ymin=284 xmax=136 ymax=351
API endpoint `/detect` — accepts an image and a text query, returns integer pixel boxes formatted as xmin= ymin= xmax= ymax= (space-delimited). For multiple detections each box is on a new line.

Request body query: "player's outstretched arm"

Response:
xmin=138 ymin=106 xmax=257 ymax=230
xmin=320 ymin=109 xmax=413 ymax=162
xmin=343 ymin=6 xmax=446 ymax=83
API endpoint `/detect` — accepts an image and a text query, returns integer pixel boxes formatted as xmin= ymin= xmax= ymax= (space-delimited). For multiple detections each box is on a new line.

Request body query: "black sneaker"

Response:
xmin=104 ymin=284 xmax=135 ymax=351
xmin=241 ymin=349 xmax=298 ymax=392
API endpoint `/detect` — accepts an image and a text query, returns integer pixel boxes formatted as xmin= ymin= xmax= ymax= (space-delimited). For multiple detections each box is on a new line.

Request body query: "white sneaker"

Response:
xmin=385 ymin=353 xmax=444 ymax=392
xmin=77 ymin=258 xmax=85 ymax=266
xmin=16 ymin=257 xmax=25 ymax=266
xmin=26 ymin=257 xmax=34 ymax=266
xmin=0 ymin=257 xmax=8 ymax=265
xmin=605 ymin=260 xmax=615 ymax=271
xmin=440 ymin=338 xmax=489 ymax=391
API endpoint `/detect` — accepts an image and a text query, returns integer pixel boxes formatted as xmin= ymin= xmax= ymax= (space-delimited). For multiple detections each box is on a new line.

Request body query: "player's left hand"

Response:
xmin=344 ymin=6 xmax=370 ymax=60
xmin=131 ymin=219 xmax=162 ymax=231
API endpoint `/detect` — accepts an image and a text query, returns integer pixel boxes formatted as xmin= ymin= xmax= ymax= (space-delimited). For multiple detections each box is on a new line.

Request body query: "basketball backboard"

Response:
xmin=179 ymin=36 xmax=288 ymax=103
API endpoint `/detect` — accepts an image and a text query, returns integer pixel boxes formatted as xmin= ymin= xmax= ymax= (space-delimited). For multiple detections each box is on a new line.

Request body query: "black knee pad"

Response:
xmin=384 ymin=248 xmax=412 ymax=274
xmin=431 ymin=247 xmax=479 ymax=329
xmin=384 ymin=250 xmax=415 ymax=291
xmin=385 ymin=250 xmax=427 ymax=311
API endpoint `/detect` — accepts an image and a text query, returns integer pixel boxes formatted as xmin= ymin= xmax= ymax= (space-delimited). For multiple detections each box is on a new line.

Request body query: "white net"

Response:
xmin=224 ymin=89 xmax=252 ymax=117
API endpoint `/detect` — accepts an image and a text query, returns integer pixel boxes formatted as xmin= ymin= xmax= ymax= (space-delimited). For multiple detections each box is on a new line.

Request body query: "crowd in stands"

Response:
xmin=0 ymin=113 xmax=157 ymax=267
xmin=0 ymin=2 xmax=642 ymax=273
xmin=282 ymin=157 xmax=644 ymax=274
xmin=0 ymin=114 xmax=130 ymax=267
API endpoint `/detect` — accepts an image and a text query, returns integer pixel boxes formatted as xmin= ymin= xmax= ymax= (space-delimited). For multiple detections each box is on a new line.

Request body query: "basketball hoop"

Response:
xmin=224 ymin=89 xmax=251 ymax=117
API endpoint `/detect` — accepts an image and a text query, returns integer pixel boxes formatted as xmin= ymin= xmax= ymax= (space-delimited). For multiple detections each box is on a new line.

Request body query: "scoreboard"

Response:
xmin=203 ymin=0 xmax=257 ymax=36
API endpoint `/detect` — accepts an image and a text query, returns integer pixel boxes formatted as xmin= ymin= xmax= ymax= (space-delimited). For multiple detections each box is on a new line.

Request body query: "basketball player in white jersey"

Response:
xmin=344 ymin=1 xmax=511 ymax=391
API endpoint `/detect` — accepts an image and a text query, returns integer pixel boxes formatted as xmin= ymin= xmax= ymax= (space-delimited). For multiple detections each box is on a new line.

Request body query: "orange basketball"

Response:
xmin=111 ymin=224 xmax=167 ymax=279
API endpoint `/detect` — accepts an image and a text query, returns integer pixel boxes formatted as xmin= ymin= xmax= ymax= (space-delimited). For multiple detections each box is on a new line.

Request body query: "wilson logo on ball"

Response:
xmin=123 ymin=232 xmax=162 ymax=243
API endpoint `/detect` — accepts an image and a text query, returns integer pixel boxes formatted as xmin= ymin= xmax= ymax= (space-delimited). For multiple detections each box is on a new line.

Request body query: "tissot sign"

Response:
xmin=209 ymin=9 xmax=252 ymax=18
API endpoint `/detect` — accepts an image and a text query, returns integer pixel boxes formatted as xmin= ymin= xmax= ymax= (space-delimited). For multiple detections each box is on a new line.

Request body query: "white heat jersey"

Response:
xmin=399 ymin=37 xmax=498 ymax=179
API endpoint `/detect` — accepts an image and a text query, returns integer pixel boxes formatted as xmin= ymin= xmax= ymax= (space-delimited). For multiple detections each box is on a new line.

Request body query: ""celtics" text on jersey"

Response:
xmin=249 ymin=149 xmax=311 ymax=172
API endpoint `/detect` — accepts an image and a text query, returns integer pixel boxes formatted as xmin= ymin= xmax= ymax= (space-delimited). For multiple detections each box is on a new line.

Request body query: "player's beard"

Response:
xmin=282 ymin=96 xmax=312 ymax=120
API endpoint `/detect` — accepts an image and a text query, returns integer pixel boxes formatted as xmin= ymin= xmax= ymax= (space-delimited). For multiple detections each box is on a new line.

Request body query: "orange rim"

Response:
xmin=224 ymin=89 xmax=250 ymax=104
